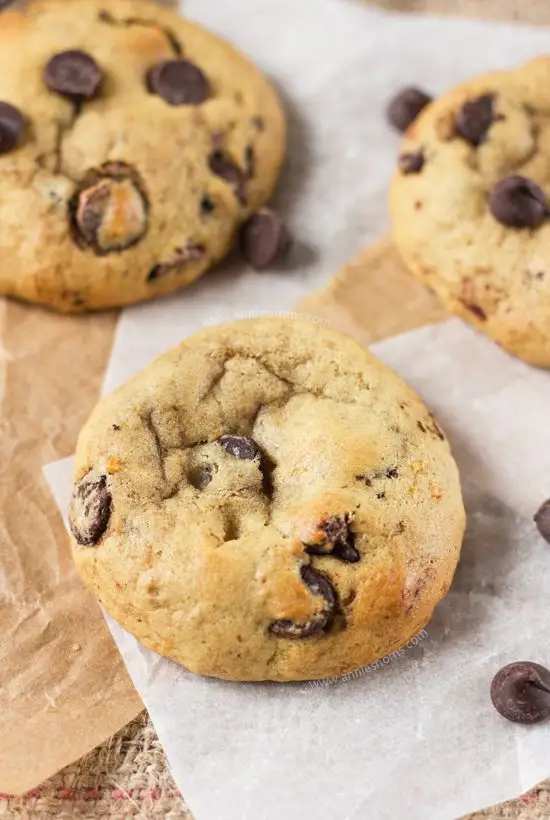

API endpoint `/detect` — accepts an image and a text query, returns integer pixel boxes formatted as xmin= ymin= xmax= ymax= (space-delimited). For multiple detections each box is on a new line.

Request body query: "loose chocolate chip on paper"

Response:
xmin=146 ymin=59 xmax=210 ymax=106
xmin=534 ymin=499 xmax=550 ymax=544
xmin=69 ymin=473 xmax=112 ymax=547
xmin=491 ymin=662 xmax=550 ymax=724
xmin=456 ymin=93 xmax=497 ymax=146
xmin=0 ymin=102 xmax=24 ymax=154
xmin=270 ymin=566 xmax=336 ymax=639
xmin=398 ymin=152 xmax=424 ymax=175
xmin=240 ymin=208 xmax=291 ymax=270
xmin=489 ymin=175 xmax=547 ymax=229
xmin=387 ymin=86 xmax=432 ymax=133
xmin=44 ymin=50 xmax=103 ymax=102
xmin=219 ymin=434 xmax=262 ymax=461
xmin=70 ymin=163 xmax=149 ymax=255
xmin=209 ymin=151 xmax=247 ymax=205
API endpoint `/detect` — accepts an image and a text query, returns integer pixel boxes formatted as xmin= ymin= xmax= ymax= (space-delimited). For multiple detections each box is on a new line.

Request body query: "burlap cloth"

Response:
xmin=3 ymin=1 xmax=549 ymax=817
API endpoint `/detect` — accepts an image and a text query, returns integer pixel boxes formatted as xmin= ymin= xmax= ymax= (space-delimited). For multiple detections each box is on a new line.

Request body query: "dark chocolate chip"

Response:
xmin=188 ymin=464 xmax=213 ymax=490
xmin=534 ymin=499 xmax=550 ymax=544
xmin=464 ymin=303 xmax=487 ymax=321
xmin=239 ymin=208 xmax=291 ymax=270
xmin=112 ymin=424 xmax=121 ymax=431
xmin=0 ymin=102 xmax=24 ymax=154
xmin=244 ymin=146 xmax=255 ymax=178
xmin=69 ymin=163 xmax=149 ymax=255
xmin=398 ymin=152 xmax=424 ymax=175
xmin=69 ymin=473 xmax=112 ymax=546
xmin=305 ymin=513 xmax=360 ymax=564
xmin=219 ymin=434 xmax=261 ymax=460
xmin=146 ymin=59 xmax=210 ymax=106
xmin=270 ymin=566 xmax=336 ymax=639
xmin=147 ymin=243 xmax=205 ymax=282
xmin=208 ymin=151 xmax=246 ymax=205
xmin=200 ymin=195 xmax=216 ymax=214
xmin=456 ymin=94 xmax=497 ymax=147
xmin=252 ymin=115 xmax=265 ymax=132
xmin=490 ymin=662 xmax=550 ymax=724
xmin=386 ymin=467 xmax=399 ymax=479
xmin=489 ymin=175 xmax=547 ymax=229
xmin=387 ymin=86 xmax=432 ymax=133
xmin=376 ymin=492 xmax=386 ymax=500
xmin=44 ymin=50 xmax=103 ymax=102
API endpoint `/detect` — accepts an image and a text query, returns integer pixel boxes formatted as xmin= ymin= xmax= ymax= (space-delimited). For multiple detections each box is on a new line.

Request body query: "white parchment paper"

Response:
xmin=44 ymin=1 xmax=550 ymax=817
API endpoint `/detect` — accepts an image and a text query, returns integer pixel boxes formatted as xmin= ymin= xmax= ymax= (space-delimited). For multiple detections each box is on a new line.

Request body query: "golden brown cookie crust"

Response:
xmin=0 ymin=0 xmax=285 ymax=311
xmin=69 ymin=317 xmax=465 ymax=682
xmin=390 ymin=57 xmax=550 ymax=367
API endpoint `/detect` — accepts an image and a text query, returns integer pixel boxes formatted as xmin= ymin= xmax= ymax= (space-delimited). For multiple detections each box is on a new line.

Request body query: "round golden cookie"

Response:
xmin=390 ymin=57 xmax=550 ymax=367
xmin=68 ymin=317 xmax=465 ymax=682
xmin=0 ymin=0 xmax=285 ymax=312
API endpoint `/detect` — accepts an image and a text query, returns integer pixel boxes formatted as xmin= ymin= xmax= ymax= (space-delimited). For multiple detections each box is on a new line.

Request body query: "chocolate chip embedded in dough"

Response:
xmin=270 ymin=567 xmax=336 ymax=639
xmin=69 ymin=473 xmax=111 ymax=546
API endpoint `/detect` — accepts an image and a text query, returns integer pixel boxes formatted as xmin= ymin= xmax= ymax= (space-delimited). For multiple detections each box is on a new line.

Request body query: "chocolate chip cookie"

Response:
xmin=69 ymin=317 xmax=465 ymax=682
xmin=0 ymin=0 xmax=285 ymax=311
xmin=390 ymin=57 xmax=550 ymax=367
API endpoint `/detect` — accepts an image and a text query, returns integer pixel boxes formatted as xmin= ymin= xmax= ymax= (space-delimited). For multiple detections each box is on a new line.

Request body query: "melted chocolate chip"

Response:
xmin=534 ymin=499 xmax=550 ymax=544
xmin=305 ymin=513 xmax=360 ymax=564
xmin=491 ymin=662 xmax=550 ymax=724
xmin=208 ymin=151 xmax=246 ymax=205
xmin=456 ymin=94 xmax=497 ymax=147
xmin=387 ymin=86 xmax=432 ymax=133
xmin=69 ymin=473 xmax=112 ymax=546
xmin=239 ymin=208 xmax=291 ymax=270
xmin=218 ymin=434 xmax=261 ymax=460
xmin=69 ymin=162 xmax=149 ymax=255
xmin=399 ymin=152 xmax=424 ymax=175
xmin=44 ymin=50 xmax=103 ymax=102
xmin=270 ymin=566 xmax=336 ymax=639
xmin=0 ymin=102 xmax=24 ymax=154
xmin=489 ymin=176 xmax=547 ymax=229
xmin=147 ymin=243 xmax=205 ymax=282
xmin=146 ymin=59 xmax=210 ymax=106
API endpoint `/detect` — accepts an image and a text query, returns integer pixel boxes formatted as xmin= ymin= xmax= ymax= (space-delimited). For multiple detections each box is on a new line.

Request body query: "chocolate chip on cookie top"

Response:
xmin=398 ymin=151 xmax=425 ymax=175
xmin=69 ymin=472 xmax=112 ymax=547
xmin=44 ymin=50 xmax=103 ymax=102
xmin=146 ymin=59 xmax=211 ymax=106
xmin=0 ymin=102 xmax=24 ymax=154
xmin=270 ymin=567 xmax=337 ymax=639
xmin=456 ymin=93 xmax=499 ymax=146
xmin=208 ymin=150 xmax=247 ymax=205
xmin=387 ymin=86 xmax=433 ymax=133
xmin=489 ymin=176 xmax=548 ymax=229
xmin=69 ymin=162 xmax=149 ymax=255
xmin=147 ymin=243 xmax=205 ymax=283
xmin=303 ymin=514 xmax=360 ymax=564
xmin=491 ymin=662 xmax=550 ymax=724
xmin=239 ymin=208 xmax=291 ymax=269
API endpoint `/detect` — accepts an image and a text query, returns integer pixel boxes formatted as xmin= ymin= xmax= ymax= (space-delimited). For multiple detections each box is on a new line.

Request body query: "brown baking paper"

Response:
xmin=0 ymin=0 xmax=178 ymax=796
xmin=374 ymin=0 xmax=550 ymax=24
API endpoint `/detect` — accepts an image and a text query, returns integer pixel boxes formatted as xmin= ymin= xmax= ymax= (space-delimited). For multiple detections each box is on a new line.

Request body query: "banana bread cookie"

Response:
xmin=390 ymin=57 xmax=550 ymax=367
xmin=0 ymin=0 xmax=285 ymax=311
xmin=68 ymin=317 xmax=465 ymax=682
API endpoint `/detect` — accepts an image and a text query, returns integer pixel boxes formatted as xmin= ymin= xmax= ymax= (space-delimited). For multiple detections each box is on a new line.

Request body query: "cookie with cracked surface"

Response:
xmin=390 ymin=57 xmax=550 ymax=367
xmin=0 ymin=0 xmax=285 ymax=311
xmin=69 ymin=317 xmax=465 ymax=682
